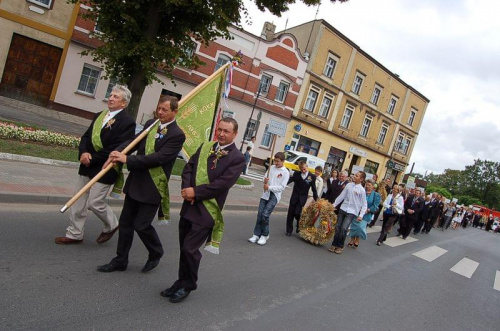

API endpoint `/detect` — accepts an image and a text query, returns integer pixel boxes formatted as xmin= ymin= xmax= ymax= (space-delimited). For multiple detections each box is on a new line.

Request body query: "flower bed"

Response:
xmin=0 ymin=121 xmax=80 ymax=148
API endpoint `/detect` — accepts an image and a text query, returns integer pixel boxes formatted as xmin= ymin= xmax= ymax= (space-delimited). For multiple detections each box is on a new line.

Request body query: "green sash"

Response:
xmin=91 ymin=111 xmax=124 ymax=196
xmin=145 ymin=121 xmax=170 ymax=224
xmin=196 ymin=142 xmax=224 ymax=254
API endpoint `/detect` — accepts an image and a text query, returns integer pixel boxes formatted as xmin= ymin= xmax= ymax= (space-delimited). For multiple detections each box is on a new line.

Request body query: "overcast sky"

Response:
xmin=241 ymin=0 xmax=500 ymax=175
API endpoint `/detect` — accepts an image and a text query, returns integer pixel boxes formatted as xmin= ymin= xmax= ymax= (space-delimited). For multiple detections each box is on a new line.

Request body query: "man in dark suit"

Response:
xmin=423 ymin=193 xmax=439 ymax=233
xmin=55 ymin=85 xmax=136 ymax=245
xmin=325 ymin=170 xmax=348 ymax=210
xmin=285 ymin=161 xmax=318 ymax=236
xmin=161 ymin=117 xmax=245 ymax=303
xmin=398 ymin=189 xmax=424 ymax=239
xmin=97 ymin=96 xmax=185 ymax=273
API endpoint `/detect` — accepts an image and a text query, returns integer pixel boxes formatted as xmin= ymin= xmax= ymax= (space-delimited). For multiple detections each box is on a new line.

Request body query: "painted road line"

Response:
xmin=413 ymin=246 xmax=448 ymax=262
xmin=367 ymin=225 xmax=382 ymax=234
xmin=384 ymin=236 xmax=418 ymax=247
xmin=450 ymin=258 xmax=479 ymax=278
xmin=494 ymin=271 xmax=500 ymax=291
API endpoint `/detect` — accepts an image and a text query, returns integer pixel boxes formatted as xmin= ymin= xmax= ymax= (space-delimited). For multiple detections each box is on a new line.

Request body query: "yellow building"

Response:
xmin=283 ymin=20 xmax=429 ymax=182
xmin=0 ymin=0 xmax=78 ymax=106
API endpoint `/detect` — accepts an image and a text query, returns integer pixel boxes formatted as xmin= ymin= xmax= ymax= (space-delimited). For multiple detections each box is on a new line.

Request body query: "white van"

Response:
xmin=283 ymin=151 xmax=326 ymax=174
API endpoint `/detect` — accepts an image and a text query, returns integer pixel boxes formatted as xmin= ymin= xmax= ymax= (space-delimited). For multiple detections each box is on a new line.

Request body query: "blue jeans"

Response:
xmin=253 ymin=192 xmax=278 ymax=237
xmin=332 ymin=209 xmax=356 ymax=248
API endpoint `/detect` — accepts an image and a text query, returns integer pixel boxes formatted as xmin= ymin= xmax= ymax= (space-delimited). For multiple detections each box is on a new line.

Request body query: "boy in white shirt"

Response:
xmin=249 ymin=152 xmax=290 ymax=245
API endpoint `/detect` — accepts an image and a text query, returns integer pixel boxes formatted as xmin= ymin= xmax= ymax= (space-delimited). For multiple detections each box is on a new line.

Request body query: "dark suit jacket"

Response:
xmin=326 ymin=179 xmax=347 ymax=205
xmin=430 ymin=198 xmax=440 ymax=219
xmin=288 ymin=171 xmax=318 ymax=206
xmin=78 ymin=110 xmax=136 ymax=184
xmin=119 ymin=119 xmax=185 ymax=205
xmin=180 ymin=142 xmax=245 ymax=228
xmin=404 ymin=195 xmax=424 ymax=220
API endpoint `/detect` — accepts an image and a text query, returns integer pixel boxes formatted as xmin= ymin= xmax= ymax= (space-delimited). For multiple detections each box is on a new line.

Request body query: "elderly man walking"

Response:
xmin=55 ymin=85 xmax=136 ymax=245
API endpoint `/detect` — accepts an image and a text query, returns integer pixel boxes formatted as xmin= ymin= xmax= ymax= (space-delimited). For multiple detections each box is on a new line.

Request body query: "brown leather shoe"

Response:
xmin=55 ymin=236 xmax=83 ymax=244
xmin=96 ymin=226 xmax=119 ymax=244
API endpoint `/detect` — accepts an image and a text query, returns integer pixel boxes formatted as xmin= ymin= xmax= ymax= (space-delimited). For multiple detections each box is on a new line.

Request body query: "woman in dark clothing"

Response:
xmin=414 ymin=194 xmax=432 ymax=234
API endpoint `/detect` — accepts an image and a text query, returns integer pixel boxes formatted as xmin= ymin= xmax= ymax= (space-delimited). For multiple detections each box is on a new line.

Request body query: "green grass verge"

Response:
xmin=0 ymin=138 xmax=252 ymax=186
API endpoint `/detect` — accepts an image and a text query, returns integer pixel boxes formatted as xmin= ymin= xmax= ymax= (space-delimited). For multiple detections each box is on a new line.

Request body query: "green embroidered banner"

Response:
xmin=176 ymin=69 xmax=224 ymax=159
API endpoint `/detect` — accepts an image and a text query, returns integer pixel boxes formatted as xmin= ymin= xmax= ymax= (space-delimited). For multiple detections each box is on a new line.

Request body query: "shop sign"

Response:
xmin=349 ymin=146 xmax=367 ymax=158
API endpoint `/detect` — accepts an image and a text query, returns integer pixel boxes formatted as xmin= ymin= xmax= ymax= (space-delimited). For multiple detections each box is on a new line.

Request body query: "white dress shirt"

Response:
xmin=102 ymin=109 xmax=123 ymax=128
xmin=261 ymin=165 xmax=289 ymax=202
xmin=334 ymin=182 xmax=367 ymax=217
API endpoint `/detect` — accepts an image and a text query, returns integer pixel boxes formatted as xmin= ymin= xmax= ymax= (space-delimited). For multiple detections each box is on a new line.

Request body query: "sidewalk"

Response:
xmin=0 ymin=97 xmax=291 ymax=212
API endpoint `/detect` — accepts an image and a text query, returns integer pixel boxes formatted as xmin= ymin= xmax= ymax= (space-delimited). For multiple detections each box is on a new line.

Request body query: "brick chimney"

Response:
xmin=261 ymin=22 xmax=276 ymax=41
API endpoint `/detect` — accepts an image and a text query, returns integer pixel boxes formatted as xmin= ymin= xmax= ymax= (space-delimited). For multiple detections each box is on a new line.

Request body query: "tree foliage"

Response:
xmin=69 ymin=0 xmax=348 ymax=119
xmin=425 ymin=159 xmax=500 ymax=209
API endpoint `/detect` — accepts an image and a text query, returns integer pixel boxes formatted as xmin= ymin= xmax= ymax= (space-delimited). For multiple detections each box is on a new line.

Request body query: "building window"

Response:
xmin=214 ymin=54 xmax=231 ymax=71
xmin=408 ymin=108 xmax=417 ymax=126
xmin=104 ymin=77 xmax=118 ymax=99
xmin=364 ymin=160 xmax=379 ymax=175
xmin=304 ymin=86 xmax=319 ymax=112
xmin=77 ymin=64 xmax=101 ymax=96
xmin=370 ymin=84 xmax=382 ymax=105
xmin=340 ymin=104 xmax=354 ymax=128
xmin=377 ymin=123 xmax=389 ymax=145
xmin=274 ymin=81 xmax=289 ymax=103
xmin=297 ymin=136 xmax=321 ymax=156
xmin=323 ymin=53 xmax=338 ymax=78
xmin=27 ymin=0 xmax=53 ymax=9
xmin=318 ymin=93 xmax=333 ymax=118
xmin=387 ymin=95 xmax=398 ymax=115
xmin=177 ymin=44 xmax=196 ymax=67
xmin=259 ymin=74 xmax=273 ymax=96
xmin=244 ymin=119 xmax=257 ymax=141
xmin=402 ymin=136 xmax=412 ymax=154
xmin=261 ymin=124 xmax=272 ymax=148
xmin=394 ymin=132 xmax=412 ymax=155
xmin=352 ymin=72 xmax=364 ymax=95
xmin=360 ymin=114 xmax=373 ymax=137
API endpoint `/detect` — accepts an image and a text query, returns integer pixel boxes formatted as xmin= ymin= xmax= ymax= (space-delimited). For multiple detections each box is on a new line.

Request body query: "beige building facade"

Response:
xmin=284 ymin=20 xmax=429 ymax=182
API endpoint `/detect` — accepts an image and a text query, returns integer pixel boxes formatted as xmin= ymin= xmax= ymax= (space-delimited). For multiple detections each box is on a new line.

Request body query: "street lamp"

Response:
xmin=240 ymin=84 xmax=263 ymax=151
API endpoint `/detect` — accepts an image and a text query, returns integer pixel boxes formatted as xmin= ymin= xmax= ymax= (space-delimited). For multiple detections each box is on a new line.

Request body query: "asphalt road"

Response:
xmin=1 ymin=203 xmax=499 ymax=330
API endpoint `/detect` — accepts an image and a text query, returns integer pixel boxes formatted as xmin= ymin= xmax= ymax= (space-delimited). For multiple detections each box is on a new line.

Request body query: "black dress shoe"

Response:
xmin=169 ymin=288 xmax=191 ymax=303
xmin=286 ymin=232 xmax=291 ymax=236
xmin=141 ymin=259 xmax=160 ymax=273
xmin=295 ymin=228 xmax=300 ymax=233
xmin=97 ymin=263 xmax=126 ymax=273
xmin=160 ymin=286 xmax=178 ymax=298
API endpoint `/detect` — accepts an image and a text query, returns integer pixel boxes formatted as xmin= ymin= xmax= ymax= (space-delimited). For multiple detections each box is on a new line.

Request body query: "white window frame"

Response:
xmin=408 ymin=108 xmax=417 ymax=126
xmin=387 ymin=95 xmax=398 ymax=115
xmin=323 ymin=53 xmax=339 ymax=79
xmin=370 ymin=84 xmax=382 ymax=105
xmin=274 ymin=81 xmax=289 ymax=103
xmin=304 ymin=86 xmax=320 ymax=112
xmin=377 ymin=123 xmax=389 ymax=145
xmin=259 ymin=74 xmax=273 ymax=96
xmin=318 ymin=93 xmax=333 ymax=118
xmin=214 ymin=54 xmax=231 ymax=71
xmin=360 ymin=114 xmax=373 ymax=137
xmin=352 ymin=72 xmax=365 ymax=95
xmin=77 ymin=64 xmax=101 ymax=96
xmin=104 ymin=77 xmax=118 ymax=99
xmin=27 ymin=0 xmax=52 ymax=9
xmin=260 ymin=124 xmax=273 ymax=148
xmin=340 ymin=104 xmax=355 ymax=128
xmin=402 ymin=136 xmax=412 ymax=154
xmin=395 ymin=132 xmax=404 ymax=152
xmin=244 ymin=119 xmax=257 ymax=141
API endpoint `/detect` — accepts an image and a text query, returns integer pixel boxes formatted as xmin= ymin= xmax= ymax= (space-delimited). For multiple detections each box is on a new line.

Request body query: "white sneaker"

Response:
xmin=248 ymin=235 xmax=259 ymax=243
xmin=257 ymin=235 xmax=269 ymax=245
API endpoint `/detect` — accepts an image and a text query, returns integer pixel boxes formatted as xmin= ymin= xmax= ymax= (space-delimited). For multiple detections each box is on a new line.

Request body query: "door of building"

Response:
xmin=0 ymin=33 xmax=62 ymax=106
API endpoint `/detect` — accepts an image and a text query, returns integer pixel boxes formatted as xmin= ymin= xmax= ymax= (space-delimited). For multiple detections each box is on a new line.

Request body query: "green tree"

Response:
xmin=463 ymin=159 xmax=500 ymax=209
xmin=426 ymin=185 xmax=452 ymax=199
xmin=455 ymin=195 xmax=483 ymax=207
xmin=70 ymin=0 xmax=349 ymax=119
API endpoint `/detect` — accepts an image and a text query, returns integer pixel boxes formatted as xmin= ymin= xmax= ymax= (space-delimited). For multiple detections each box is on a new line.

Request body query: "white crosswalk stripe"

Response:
xmin=412 ymin=246 xmax=448 ymax=262
xmin=241 ymin=171 xmax=265 ymax=181
xmin=450 ymin=258 xmax=479 ymax=278
xmin=494 ymin=271 xmax=500 ymax=291
xmin=383 ymin=236 xmax=418 ymax=247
